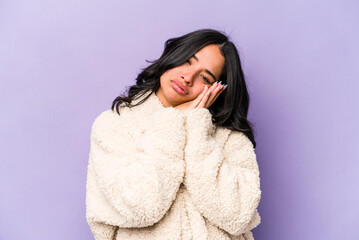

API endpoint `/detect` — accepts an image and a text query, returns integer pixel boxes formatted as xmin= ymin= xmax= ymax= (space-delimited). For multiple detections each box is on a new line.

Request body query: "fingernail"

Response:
xmin=219 ymin=81 xmax=222 ymax=84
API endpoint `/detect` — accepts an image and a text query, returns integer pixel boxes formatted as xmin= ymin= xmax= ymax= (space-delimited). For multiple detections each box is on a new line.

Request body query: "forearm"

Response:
xmin=87 ymin=107 xmax=186 ymax=227
xmin=183 ymin=108 xmax=261 ymax=235
xmin=87 ymin=220 xmax=117 ymax=240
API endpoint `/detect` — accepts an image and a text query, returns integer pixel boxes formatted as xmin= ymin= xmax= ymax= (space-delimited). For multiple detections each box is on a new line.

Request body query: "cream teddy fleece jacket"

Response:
xmin=86 ymin=90 xmax=262 ymax=240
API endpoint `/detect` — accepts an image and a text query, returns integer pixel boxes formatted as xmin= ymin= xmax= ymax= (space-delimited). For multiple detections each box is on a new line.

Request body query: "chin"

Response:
xmin=168 ymin=97 xmax=184 ymax=106
xmin=167 ymin=88 xmax=185 ymax=99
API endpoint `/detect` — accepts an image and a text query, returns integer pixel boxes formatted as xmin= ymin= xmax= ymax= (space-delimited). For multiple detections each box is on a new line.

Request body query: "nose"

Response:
xmin=181 ymin=69 xmax=196 ymax=86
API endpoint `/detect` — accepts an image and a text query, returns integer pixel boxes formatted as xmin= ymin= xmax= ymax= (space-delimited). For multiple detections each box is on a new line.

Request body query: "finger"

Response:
xmin=209 ymin=82 xmax=218 ymax=93
xmin=197 ymin=85 xmax=212 ymax=108
xmin=198 ymin=82 xmax=220 ymax=108
xmin=207 ymin=83 xmax=222 ymax=104
xmin=193 ymin=85 xmax=209 ymax=108
xmin=208 ymin=84 xmax=225 ymax=107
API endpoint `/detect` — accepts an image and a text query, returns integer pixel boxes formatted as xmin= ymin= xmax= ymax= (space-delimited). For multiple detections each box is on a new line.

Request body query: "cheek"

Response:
xmin=160 ymin=71 xmax=171 ymax=87
xmin=160 ymin=69 xmax=177 ymax=84
xmin=192 ymin=83 xmax=206 ymax=98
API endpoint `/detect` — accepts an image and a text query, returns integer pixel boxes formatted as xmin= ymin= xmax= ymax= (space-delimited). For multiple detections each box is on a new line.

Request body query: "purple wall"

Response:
xmin=1 ymin=1 xmax=358 ymax=239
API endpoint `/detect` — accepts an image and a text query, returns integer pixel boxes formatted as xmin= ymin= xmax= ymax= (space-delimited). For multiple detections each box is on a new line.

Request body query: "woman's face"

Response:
xmin=156 ymin=44 xmax=225 ymax=107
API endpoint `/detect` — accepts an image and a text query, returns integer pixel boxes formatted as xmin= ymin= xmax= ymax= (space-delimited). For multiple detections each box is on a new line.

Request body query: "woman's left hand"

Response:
xmin=174 ymin=82 xmax=226 ymax=111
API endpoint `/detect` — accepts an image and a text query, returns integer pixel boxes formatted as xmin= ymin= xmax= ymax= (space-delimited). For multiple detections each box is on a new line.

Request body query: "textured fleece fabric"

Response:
xmin=86 ymin=90 xmax=262 ymax=240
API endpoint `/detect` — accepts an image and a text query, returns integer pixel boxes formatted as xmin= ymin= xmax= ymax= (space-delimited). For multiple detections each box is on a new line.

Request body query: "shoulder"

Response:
xmin=91 ymin=109 xmax=118 ymax=133
xmin=226 ymin=130 xmax=254 ymax=149
xmin=91 ymin=106 xmax=134 ymax=129
xmin=90 ymin=108 xmax=131 ymax=144
xmin=93 ymin=109 xmax=116 ymax=123
xmin=215 ymin=126 xmax=253 ymax=149
xmin=89 ymin=108 xmax=139 ymax=153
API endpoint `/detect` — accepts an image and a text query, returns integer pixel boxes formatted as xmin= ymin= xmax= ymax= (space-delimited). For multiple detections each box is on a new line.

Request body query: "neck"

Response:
xmin=155 ymin=88 xmax=173 ymax=108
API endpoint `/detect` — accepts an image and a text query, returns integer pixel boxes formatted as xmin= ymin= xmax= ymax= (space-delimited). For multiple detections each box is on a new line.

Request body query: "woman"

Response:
xmin=86 ymin=29 xmax=261 ymax=240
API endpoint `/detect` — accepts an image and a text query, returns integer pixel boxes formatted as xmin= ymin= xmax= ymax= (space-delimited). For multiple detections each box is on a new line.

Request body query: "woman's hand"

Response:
xmin=174 ymin=81 xmax=227 ymax=111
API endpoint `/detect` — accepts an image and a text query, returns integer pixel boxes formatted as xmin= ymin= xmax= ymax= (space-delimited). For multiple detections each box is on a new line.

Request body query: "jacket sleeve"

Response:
xmin=86 ymin=107 xmax=186 ymax=232
xmin=183 ymin=108 xmax=262 ymax=236
xmin=86 ymin=218 xmax=118 ymax=240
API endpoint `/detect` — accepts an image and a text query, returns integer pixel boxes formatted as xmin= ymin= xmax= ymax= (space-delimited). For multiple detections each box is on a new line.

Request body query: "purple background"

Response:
xmin=1 ymin=0 xmax=358 ymax=239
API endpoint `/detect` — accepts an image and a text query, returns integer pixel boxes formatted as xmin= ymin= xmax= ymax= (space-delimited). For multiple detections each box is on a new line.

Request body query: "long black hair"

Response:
xmin=111 ymin=28 xmax=257 ymax=148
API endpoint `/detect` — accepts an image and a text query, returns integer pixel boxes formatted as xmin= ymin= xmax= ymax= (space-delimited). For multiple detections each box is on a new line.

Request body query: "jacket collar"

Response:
xmin=130 ymin=90 xmax=166 ymax=113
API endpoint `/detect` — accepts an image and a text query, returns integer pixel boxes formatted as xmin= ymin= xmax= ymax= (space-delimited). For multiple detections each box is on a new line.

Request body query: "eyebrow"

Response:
xmin=192 ymin=54 xmax=217 ymax=82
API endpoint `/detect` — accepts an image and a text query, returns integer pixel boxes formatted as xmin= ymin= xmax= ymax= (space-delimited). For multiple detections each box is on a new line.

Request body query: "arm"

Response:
xmin=86 ymin=107 xmax=186 ymax=230
xmin=87 ymin=219 xmax=117 ymax=240
xmin=183 ymin=108 xmax=262 ymax=236
xmin=86 ymin=158 xmax=118 ymax=240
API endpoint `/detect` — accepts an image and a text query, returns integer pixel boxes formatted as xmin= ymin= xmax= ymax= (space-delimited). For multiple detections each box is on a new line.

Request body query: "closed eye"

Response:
xmin=201 ymin=75 xmax=211 ymax=84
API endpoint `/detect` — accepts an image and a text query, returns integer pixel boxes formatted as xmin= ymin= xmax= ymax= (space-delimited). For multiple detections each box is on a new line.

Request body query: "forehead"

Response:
xmin=194 ymin=44 xmax=225 ymax=79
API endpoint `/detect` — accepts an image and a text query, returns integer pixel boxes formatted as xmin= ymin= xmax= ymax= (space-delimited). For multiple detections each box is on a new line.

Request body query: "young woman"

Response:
xmin=86 ymin=29 xmax=261 ymax=240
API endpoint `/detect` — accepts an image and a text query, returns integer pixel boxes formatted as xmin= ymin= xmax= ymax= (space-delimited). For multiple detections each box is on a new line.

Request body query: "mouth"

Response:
xmin=171 ymin=80 xmax=188 ymax=95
